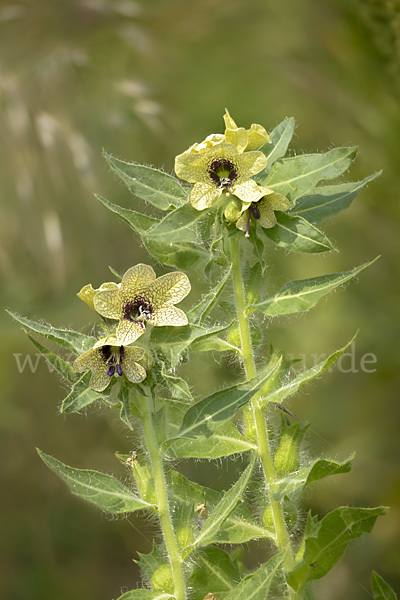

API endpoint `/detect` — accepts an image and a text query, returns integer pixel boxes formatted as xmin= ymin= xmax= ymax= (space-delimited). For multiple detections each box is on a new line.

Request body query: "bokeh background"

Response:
xmin=1 ymin=0 xmax=399 ymax=598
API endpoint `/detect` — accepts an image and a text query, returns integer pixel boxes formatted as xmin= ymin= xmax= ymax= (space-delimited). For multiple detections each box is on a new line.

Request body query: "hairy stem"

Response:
xmin=141 ymin=392 xmax=186 ymax=600
xmin=230 ymin=233 xmax=295 ymax=573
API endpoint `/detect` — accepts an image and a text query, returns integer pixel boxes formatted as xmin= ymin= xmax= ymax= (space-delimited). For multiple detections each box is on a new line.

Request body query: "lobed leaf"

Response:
xmin=7 ymin=310 xmax=95 ymax=355
xmin=224 ymin=550 xmax=286 ymax=600
xmin=251 ymin=258 xmax=378 ymax=316
xmin=264 ymin=213 xmax=335 ymax=254
xmin=104 ymin=151 xmax=187 ymax=209
xmin=261 ymin=146 xmax=357 ymax=201
xmin=290 ymin=172 xmax=381 ymax=224
xmin=37 ymin=449 xmax=155 ymax=514
xmin=271 ymin=455 xmax=354 ymax=503
xmin=371 ymin=571 xmax=398 ymax=600
xmin=286 ymin=506 xmax=388 ymax=591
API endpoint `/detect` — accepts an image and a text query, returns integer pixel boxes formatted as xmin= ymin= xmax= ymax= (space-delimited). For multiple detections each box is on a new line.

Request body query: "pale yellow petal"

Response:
xmin=73 ymin=347 xmax=110 ymax=392
xmin=246 ymin=123 xmax=270 ymax=151
xmin=235 ymin=210 xmax=249 ymax=232
xmin=225 ymin=126 xmax=248 ymax=153
xmin=122 ymin=351 xmax=147 ymax=384
xmin=116 ymin=320 xmax=145 ymax=345
xmin=124 ymin=346 xmax=145 ymax=362
xmin=258 ymin=202 xmax=278 ymax=228
xmin=223 ymin=110 xmax=238 ymax=130
xmin=78 ymin=282 xmax=120 ymax=311
xmin=237 ymin=150 xmax=267 ymax=180
xmin=94 ymin=289 xmax=121 ymax=319
xmin=144 ymin=272 xmax=191 ymax=308
xmin=149 ymin=305 xmax=188 ymax=326
xmin=121 ymin=264 xmax=156 ymax=295
xmin=268 ymin=192 xmax=291 ymax=211
xmin=190 ymin=182 xmax=221 ymax=210
xmin=232 ymin=179 xmax=264 ymax=203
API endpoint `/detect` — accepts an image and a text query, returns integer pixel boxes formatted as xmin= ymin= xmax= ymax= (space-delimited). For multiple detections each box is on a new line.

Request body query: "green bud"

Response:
xmin=227 ymin=325 xmax=242 ymax=348
xmin=176 ymin=525 xmax=193 ymax=549
xmin=273 ymin=416 xmax=310 ymax=477
xmin=151 ymin=564 xmax=174 ymax=593
xmin=224 ymin=197 xmax=242 ymax=222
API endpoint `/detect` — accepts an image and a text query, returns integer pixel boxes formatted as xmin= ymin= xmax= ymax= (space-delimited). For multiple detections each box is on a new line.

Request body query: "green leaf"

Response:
xmin=224 ymin=550 xmax=286 ymax=600
xmin=262 ymin=336 xmax=356 ymax=405
xmin=187 ymin=461 xmax=254 ymax=551
xmin=271 ymin=455 xmax=354 ymax=503
xmin=371 ymin=571 xmax=398 ymax=600
xmin=118 ymin=384 xmax=134 ymax=430
xmin=26 ymin=333 xmax=78 ymax=384
xmin=188 ymin=546 xmax=241 ymax=599
xmin=159 ymin=362 xmax=193 ymax=400
xmin=146 ymin=202 xmax=212 ymax=242
xmin=7 ymin=311 xmax=95 ymax=354
xmin=261 ymin=146 xmax=358 ymax=201
xmin=116 ymin=590 xmax=173 ymax=600
xmin=187 ymin=265 xmax=232 ymax=325
xmin=171 ymin=422 xmax=256 ymax=458
xmin=144 ymin=236 xmax=210 ymax=270
xmin=290 ymin=172 xmax=381 ymax=224
xmin=251 ymin=259 xmax=378 ymax=316
xmin=61 ymin=372 xmax=108 ymax=413
xmin=264 ymin=213 xmax=335 ymax=254
xmin=169 ymin=359 xmax=282 ymax=443
xmin=286 ymin=506 xmax=389 ymax=591
xmin=260 ymin=117 xmax=296 ymax=171
xmin=37 ymin=449 xmax=155 ymax=514
xmin=104 ymin=151 xmax=187 ymax=209
xmin=190 ymin=335 xmax=240 ymax=354
xmin=96 ymin=194 xmax=159 ymax=234
xmin=167 ymin=469 xmax=272 ymax=545
xmin=151 ymin=322 xmax=231 ymax=369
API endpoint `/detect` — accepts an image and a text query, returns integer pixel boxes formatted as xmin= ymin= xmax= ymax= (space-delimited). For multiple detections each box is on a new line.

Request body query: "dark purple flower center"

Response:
xmin=100 ymin=345 xmax=126 ymax=378
xmin=208 ymin=158 xmax=238 ymax=192
xmin=123 ymin=296 xmax=153 ymax=328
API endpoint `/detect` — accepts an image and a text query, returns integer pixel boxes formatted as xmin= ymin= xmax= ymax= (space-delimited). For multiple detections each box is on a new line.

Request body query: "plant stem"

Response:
xmin=230 ymin=233 xmax=294 ymax=573
xmin=141 ymin=392 xmax=186 ymax=600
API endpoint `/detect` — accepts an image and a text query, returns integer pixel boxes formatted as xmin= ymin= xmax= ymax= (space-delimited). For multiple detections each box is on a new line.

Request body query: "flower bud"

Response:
xmin=224 ymin=197 xmax=242 ymax=222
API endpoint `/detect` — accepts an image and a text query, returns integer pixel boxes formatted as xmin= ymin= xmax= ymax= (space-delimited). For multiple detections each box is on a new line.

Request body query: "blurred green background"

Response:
xmin=1 ymin=0 xmax=399 ymax=598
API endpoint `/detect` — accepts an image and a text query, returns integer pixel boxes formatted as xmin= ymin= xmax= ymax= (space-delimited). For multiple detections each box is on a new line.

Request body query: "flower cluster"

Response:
xmin=175 ymin=111 xmax=290 ymax=235
xmin=73 ymin=264 xmax=190 ymax=391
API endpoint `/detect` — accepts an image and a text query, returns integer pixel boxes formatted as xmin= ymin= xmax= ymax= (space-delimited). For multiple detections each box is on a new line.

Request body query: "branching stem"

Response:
xmin=230 ymin=234 xmax=295 ymax=575
xmin=141 ymin=392 xmax=186 ymax=600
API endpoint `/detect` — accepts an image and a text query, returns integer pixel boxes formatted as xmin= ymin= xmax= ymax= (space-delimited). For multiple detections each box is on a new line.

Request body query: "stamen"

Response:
xmin=252 ymin=205 xmax=261 ymax=219
xmin=107 ymin=365 xmax=115 ymax=376
xmin=116 ymin=364 xmax=123 ymax=377
xmin=245 ymin=211 xmax=251 ymax=237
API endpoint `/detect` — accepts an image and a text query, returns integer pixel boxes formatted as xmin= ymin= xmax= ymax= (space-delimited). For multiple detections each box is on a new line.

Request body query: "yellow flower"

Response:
xmin=73 ymin=336 xmax=146 ymax=392
xmin=93 ymin=264 xmax=191 ymax=344
xmin=77 ymin=281 xmax=120 ymax=311
xmin=174 ymin=142 xmax=267 ymax=210
xmin=223 ymin=110 xmax=270 ymax=152
xmin=234 ymin=187 xmax=291 ymax=236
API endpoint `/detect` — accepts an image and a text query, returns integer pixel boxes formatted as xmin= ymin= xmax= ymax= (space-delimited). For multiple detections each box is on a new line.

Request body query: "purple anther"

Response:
xmin=116 ymin=364 xmax=123 ymax=377
xmin=107 ymin=365 xmax=115 ymax=376
xmin=252 ymin=205 xmax=261 ymax=219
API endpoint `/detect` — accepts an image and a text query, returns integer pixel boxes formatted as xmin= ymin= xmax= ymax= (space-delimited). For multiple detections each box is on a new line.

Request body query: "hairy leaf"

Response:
xmin=96 ymin=194 xmax=159 ymax=233
xmin=224 ymin=550 xmax=286 ymax=600
xmin=26 ymin=333 xmax=78 ymax=384
xmin=252 ymin=259 xmax=378 ymax=316
xmin=7 ymin=311 xmax=95 ymax=354
xmin=290 ymin=172 xmax=381 ymax=224
xmin=116 ymin=591 xmax=173 ymax=600
xmin=260 ymin=117 xmax=296 ymax=171
xmin=187 ymin=266 xmax=232 ymax=325
xmin=271 ymin=455 xmax=354 ymax=503
xmin=371 ymin=571 xmax=398 ymax=600
xmin=265 ymin=213 xmax=335 ymax=254
xmin=61 ymin=372 xmax=109 ymax=413
xmin=104 ymin=151 xmax=187 ymax=209
xmin=37 ymin=449 xmax=155 ymax=514
xmin=287 ymin=506 xmax=388 ymax=590
xmin=261 ymin=146 xmax=357 ymax=201
xmin=188 ymin=461 xmax=254 ymax=550
xmin=188 ymin=546 xmax=241 ymax=599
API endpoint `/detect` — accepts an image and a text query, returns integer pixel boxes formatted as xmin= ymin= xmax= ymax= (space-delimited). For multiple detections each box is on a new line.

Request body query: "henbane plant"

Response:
xmin=10 ymin=111 xmax=397 ymax=599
